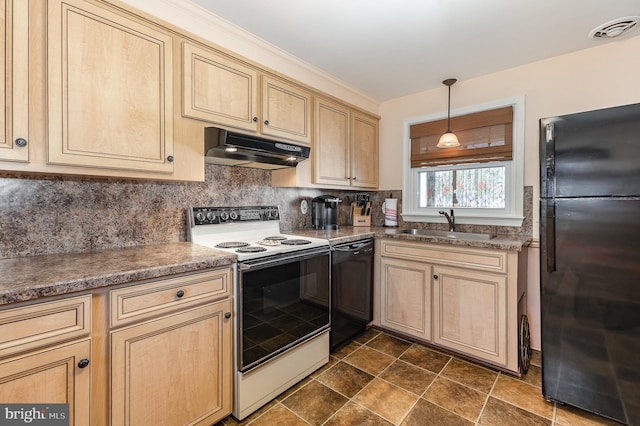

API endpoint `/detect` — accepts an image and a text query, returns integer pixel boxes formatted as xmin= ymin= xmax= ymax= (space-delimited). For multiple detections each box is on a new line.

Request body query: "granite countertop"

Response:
xmin=1 ymin=228 xmax=530 ymax=306
xmin=0 ymin=242 xmax=236 ymax=306
xmin=291 ymin=226 xmax=531 ymax=251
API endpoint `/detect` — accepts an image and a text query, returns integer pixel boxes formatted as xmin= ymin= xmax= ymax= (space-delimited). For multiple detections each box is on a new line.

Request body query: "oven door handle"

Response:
xmin=239 ymin=247 xmax=330 ymax=271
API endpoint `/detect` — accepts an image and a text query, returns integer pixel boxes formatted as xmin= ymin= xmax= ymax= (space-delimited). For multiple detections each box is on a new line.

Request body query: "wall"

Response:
xmin=378 ymin=34 xmax=640 ymax=349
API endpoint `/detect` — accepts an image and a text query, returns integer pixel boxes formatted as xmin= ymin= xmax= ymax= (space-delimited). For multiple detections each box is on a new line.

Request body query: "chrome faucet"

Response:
xmin=439 ymin=209 xmax=455 ymax=232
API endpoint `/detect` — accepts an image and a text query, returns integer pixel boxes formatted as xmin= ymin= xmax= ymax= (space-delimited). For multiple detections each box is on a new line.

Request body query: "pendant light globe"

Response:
xmin=437 ymin=78 xmax=460 ymax=148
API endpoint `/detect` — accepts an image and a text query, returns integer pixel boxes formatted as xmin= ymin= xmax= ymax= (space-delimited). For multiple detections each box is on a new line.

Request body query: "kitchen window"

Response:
xmin=402 ymin=96 xmax=525 ymax=226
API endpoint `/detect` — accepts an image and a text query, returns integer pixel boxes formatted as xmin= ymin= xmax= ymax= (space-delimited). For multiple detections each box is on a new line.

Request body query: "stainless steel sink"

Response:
xmin=396 ymin=229 xmax=494 ymax=240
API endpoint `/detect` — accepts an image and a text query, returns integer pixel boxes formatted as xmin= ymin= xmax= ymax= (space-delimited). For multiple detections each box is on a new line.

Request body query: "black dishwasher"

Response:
xmin=330 ymin=239 xmax=374 ymax=350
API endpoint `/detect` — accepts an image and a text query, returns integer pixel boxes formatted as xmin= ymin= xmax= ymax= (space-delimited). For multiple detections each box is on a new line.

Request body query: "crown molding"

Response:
xmin=119 ymin=0 xmax=380 ymax=112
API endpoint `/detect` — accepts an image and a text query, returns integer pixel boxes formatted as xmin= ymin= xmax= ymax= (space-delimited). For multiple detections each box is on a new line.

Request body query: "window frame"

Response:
xmin=402 ymin=96 xmax=525 ymax=227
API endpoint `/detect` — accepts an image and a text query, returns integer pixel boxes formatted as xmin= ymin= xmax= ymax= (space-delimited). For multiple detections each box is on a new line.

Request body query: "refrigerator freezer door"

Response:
xmin=540 ymin=103 xmax=640 ymax=198
xmin=541 ymin=198 xmax=640 ymax=424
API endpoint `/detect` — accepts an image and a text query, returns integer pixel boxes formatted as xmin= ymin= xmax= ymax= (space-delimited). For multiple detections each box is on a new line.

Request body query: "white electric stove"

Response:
xmin=187 ymin=206 xmax=329 ymax=261
xmin=187 ymin=206 xmax=331 ymax=420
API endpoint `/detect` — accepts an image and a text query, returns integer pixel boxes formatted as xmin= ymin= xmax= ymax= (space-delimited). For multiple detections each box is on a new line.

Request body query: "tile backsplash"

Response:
xmin=0 ymin=165 xmax=532 ymax=259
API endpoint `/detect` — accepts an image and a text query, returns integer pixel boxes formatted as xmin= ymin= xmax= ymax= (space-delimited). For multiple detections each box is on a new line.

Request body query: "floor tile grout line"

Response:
xmin=353 ymin=337 xmax=415 ymax=425
xmin=426 ymin=355 xmax=489 ymax=424
xmin=351 ymin=332 xmax=463 ymax=425
xmin=321 ymin=352 xmax=405 ymax=425
xmin=397 ymin=355 xmax=456 ymax=425
xmin=487 ymin=372 xmax=555 ymax=424
xmin=550 ymin=400 xmax=558 ymax=426
xmin=279 ymin=402 xmax=313 ymax=426
xmin=488 ymin=373 xmax=555 ymax=422
xmin=474 ymin=369 xmax=502 ymax=426
xmin=316 ymin=332 xmax=407 ymax=425
xmin=317 ymin=392 xmax=351 ymax=426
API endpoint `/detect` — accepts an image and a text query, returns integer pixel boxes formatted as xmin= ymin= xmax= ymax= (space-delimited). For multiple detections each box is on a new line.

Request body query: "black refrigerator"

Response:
xmin=540 ymin=102 xmax=640 ymax=425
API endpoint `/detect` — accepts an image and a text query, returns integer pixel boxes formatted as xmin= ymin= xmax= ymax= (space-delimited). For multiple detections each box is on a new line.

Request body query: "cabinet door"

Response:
xmin=379 ymin=257 xmax=432 ymax=341
xmin=433 ymin=266 xmax=506 ymax=365
xmin=261 ymin=76 xmax=311 ymax=145
xmin=351 ymin=111 xmax=378 ymax=189
xmin=313 ymin=97 xmax=350 ymax=186
xmin=0 ymin=0 xmax=28 ymax=162
xmin=47 ymin=0 xmax=174 ymax=173
xmin=111 ymin=301 xmax=232 ymax=426
xmin=182 ymin=42 xmax=258 ymax=132
xmin=0 ymin=339 xmax=91 ymax=425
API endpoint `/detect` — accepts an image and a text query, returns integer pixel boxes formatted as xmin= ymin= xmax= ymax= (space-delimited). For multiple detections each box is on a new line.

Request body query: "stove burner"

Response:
xmin=264 ymin=236 xmax=287 ymax=241
xmin=216 ymin=242 xmax=250 ymax=249
xmin=258 ymin=239 xmax=281 ymax=246
xmin=236 ymin=246 xmax=268 ymax=253
xmin=281 ymin=239 xmax=312 ymax=245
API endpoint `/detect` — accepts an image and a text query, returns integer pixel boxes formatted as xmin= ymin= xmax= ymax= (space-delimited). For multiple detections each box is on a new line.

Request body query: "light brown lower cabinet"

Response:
xmin=0 ymin=339 xmax=91 ymax=425
xmin=110 ymin=301 xmax=232 ymax=426
xmin=379 ymin=256 xmax=432 ymax=341
xmin=0 ymin=267 xmax=233 ymax=426
xmin=432 ymin=265 xmax=507 ymax=366
xmin=0 ymin=294 xmax=92 ymax=425
xmin=108 ymin=268 xmax=233 ymax=426
xmin=375 ymin=239 xmax=527 ymax=373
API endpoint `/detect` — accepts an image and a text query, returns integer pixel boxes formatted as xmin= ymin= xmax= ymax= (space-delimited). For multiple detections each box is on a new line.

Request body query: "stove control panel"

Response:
xmin=191 ymin=206 xmax=280 ymax=225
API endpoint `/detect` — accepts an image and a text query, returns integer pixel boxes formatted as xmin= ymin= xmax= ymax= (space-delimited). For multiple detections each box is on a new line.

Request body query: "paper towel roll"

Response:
xmin=382 ymin=198 xmax=398 ymax=227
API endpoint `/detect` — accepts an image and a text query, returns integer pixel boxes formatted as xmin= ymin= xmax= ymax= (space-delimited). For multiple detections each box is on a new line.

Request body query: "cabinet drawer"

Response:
xmin=380 ymin=239 xmax=507 ymax=274
xmin=0 ymin=295 xmax=91 ymax=358
xmin=110 ymin=269 xmax=231 ymax=327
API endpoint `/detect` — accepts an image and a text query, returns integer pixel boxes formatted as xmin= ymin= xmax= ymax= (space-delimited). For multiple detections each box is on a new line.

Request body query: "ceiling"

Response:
xmin=189 ymin=0 xmax=639 ymax=102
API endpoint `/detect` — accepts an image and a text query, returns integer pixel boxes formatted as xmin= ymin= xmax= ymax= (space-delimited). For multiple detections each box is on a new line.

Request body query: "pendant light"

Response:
xmin=437 ymin=78 xmax=460 ymax=148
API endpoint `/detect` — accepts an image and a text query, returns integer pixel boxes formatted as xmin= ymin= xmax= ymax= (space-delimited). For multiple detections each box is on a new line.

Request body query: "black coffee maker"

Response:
xmin=312 ymin=195 xmax=341 ymax=230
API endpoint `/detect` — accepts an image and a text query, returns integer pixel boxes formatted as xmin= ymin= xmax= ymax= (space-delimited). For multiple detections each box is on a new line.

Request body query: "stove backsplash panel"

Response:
xmin=0 ymin=165 xmax=532 ymax=259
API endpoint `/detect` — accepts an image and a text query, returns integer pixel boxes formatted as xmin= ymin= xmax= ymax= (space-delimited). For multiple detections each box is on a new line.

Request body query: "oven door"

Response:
xmin=238 ymin=247 xmax=330 ymax=372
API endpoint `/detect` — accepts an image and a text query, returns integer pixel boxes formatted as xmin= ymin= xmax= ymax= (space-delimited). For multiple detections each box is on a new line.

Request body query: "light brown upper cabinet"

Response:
xmin=47 ymin=0 xmax=174 ymax=173
xmin=313 ymin=97 xmax=378 ymax=188
xmin=182 ymin=42 xmax=259 ymax=132
xmin=0 ymin=0 xmax=29 ymax=163
xmin=313 ymin=98 xmax=350 ymax=186
xmin=351 ymin=110 xmax=379 ymax=188
xmin=183 ymin=42 xmax=312 ymax=145
xmin=260 ymin=75 xmax=311 ymax=145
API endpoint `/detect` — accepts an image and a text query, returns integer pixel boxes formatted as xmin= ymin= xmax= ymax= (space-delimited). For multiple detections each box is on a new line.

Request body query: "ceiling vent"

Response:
xmin=589 ymin=16 xmax=640 ymax=40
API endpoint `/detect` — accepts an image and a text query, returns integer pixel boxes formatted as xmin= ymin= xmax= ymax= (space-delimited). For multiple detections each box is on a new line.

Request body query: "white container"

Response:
xmin=381 ymin=198 xmax=398 ymax=227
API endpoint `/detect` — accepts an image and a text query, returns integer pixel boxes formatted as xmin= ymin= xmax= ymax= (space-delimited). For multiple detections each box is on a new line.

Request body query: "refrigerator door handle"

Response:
xmin=545 ymin=200 xmax=556 ymax=272
xmin=544 ymin=123 xmax=555 ymax=198
xmin=545 ymin=123 xmax=554 ymax=143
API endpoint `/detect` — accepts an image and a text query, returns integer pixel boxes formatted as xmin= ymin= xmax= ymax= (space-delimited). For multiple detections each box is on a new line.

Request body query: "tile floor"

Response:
xmin=217 ymin=328 xmax=621 ymax=426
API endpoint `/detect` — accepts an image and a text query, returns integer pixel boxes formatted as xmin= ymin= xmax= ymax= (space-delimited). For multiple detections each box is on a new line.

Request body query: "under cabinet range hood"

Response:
xmin=204 ymin=126 xmax=310 ymax=169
